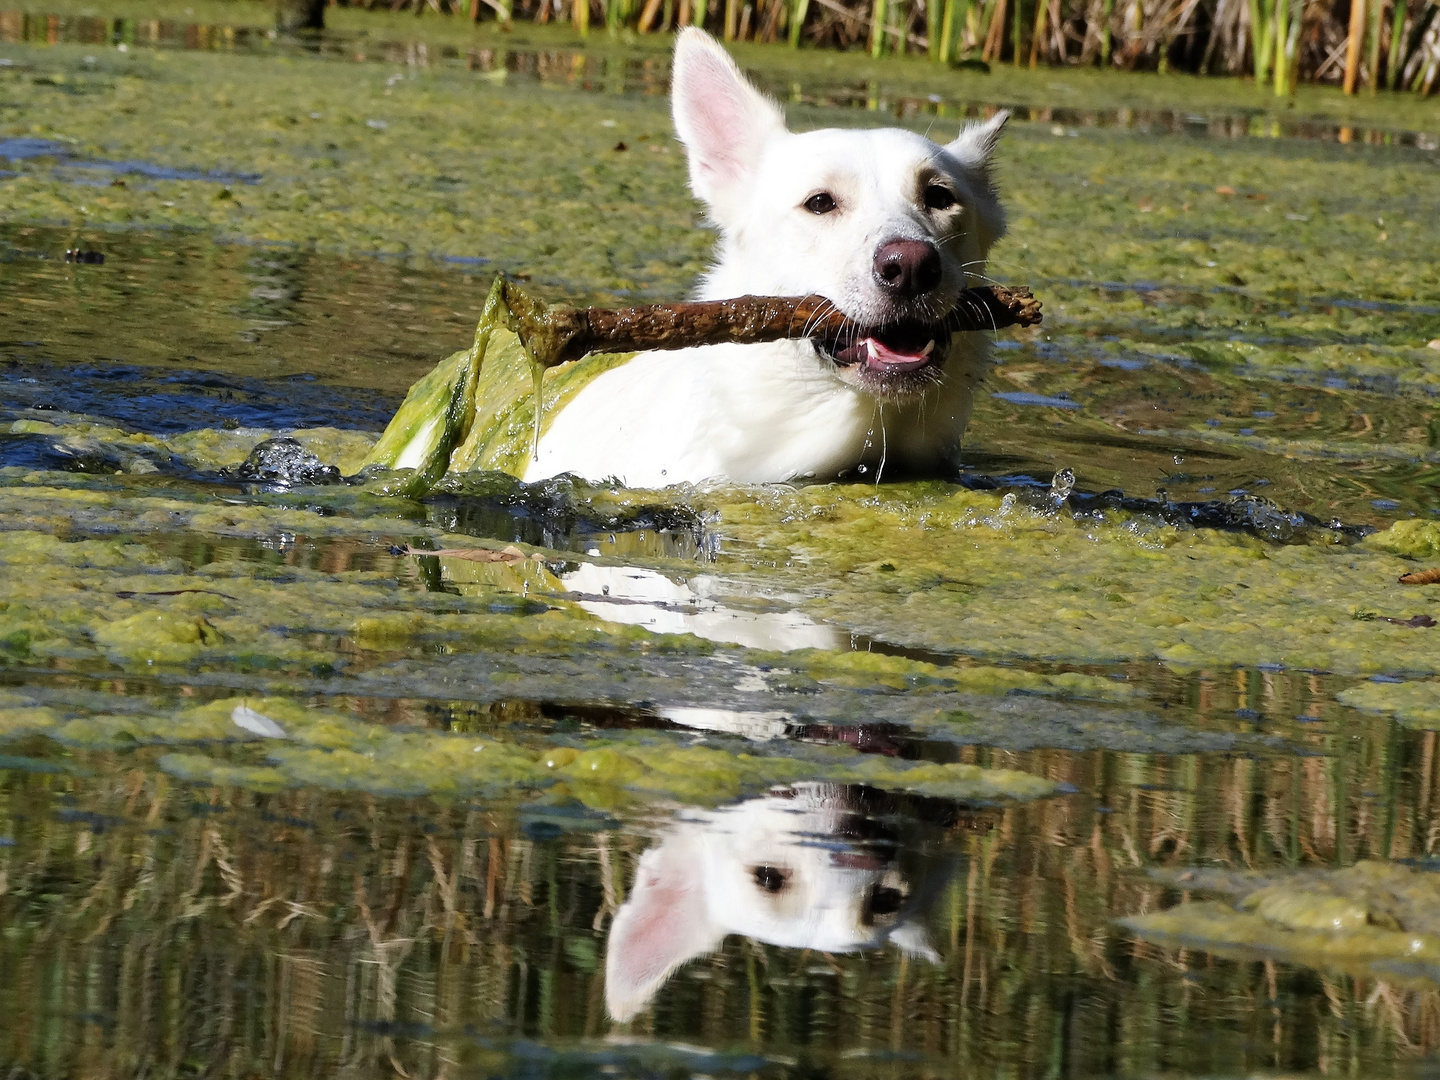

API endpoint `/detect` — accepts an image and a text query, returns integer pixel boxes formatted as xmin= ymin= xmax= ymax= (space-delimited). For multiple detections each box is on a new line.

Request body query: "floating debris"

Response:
xmin=231 ymin=704 xmax=288 ymax=740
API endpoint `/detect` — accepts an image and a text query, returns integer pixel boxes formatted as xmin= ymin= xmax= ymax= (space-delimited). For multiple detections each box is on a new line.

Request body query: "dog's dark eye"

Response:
xmin=869 ymin=885 xmax=904 ymax=916
xmin=803 ymin=192 xmax=837 ymax=215
xmin=752 ymin=865 xmax=788 ymax=893
xmin=924 ymin=185 xmax=957 ymax=211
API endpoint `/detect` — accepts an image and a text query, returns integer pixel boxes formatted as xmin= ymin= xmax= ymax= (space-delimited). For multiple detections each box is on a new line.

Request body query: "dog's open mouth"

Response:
xmin=825 ymin=321 xmax=950 ymax=376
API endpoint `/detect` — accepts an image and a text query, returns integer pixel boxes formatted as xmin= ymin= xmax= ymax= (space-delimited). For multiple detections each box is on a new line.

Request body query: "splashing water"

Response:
xmin=1049 ymin=467 xmax=1076 ymax=506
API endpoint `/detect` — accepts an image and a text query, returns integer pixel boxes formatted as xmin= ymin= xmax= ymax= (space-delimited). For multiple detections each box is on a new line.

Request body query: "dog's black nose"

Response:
xmin=872 ymin=239 xmax=942 ymax=298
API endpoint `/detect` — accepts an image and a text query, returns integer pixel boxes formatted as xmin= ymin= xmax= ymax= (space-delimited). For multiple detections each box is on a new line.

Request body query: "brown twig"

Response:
xmin=1400 ymin=567 xmax=1440 ymax=585
xmin=503 ymin=283 xmax=1043 ymax=368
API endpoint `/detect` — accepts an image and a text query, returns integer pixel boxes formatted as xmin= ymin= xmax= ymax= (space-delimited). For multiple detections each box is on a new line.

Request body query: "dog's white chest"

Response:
xmin=522 ymin=338 xmax=983 ymax=487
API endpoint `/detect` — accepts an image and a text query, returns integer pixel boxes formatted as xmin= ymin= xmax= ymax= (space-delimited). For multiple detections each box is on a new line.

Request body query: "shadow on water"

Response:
xmin=3 ymin=8 xmax=1439 ymax=149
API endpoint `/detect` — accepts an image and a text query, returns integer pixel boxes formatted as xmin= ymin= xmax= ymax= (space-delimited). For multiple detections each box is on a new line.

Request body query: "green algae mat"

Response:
xmin=3 ymin=5 xmax=1440 ymax=1077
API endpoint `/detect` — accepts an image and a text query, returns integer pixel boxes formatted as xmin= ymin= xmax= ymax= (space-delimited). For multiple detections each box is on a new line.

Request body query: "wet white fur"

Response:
xmin=524 ymin=28 xmax=1007 ymax=488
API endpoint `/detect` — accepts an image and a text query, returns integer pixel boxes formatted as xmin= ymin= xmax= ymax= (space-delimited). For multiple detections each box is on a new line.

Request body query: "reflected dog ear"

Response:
xmin=605 ymin=836 xmax=724 ymax=1022
xmin=670 ymin=27 xmax=787 ymax=220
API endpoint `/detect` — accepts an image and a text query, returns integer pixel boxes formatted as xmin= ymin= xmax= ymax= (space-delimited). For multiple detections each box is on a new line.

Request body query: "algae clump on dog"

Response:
xmin=367 ymin=27 xmax=1013 ymax=492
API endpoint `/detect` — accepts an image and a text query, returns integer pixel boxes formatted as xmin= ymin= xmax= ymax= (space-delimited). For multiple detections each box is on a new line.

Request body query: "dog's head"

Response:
xmin=604 ymin=783 xmax=952 ymax=1021
xmin=671 ymin=28 xmax=1007 ymax=401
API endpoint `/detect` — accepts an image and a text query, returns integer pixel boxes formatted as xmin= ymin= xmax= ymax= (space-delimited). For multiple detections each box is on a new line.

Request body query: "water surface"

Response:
xmin=2 ymin=14 xmax=1440 ymax=1078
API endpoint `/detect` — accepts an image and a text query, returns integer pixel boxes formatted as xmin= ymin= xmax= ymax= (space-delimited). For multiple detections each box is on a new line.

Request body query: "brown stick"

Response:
xmin=1399 ymin=568 xmax=1440 ymax=586
xmin=505 ymin=284 xmax=1042 ymax=368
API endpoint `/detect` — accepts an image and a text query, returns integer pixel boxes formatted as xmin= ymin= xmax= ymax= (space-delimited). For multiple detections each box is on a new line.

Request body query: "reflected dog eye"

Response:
xmin=803 ymin=192 xmax=837 ymax=215
xmin=752 ymin=865 xmax=789 ymax=893
xmin=869 ymin=885 xmax=904 ymax=916
xmin=923 ymin=185 xmax=957 ymax=211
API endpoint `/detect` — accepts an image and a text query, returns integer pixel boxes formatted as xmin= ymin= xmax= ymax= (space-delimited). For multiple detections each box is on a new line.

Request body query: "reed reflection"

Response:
xmin=0 ymin=670 xmax=1436 ymax=1075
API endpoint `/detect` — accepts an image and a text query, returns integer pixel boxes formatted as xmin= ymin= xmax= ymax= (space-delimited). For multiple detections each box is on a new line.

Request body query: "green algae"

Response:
xmin=1366 ymin=520 xmax=1440 ymax=560
xmin=8 ymin=417 xmax=378 ymax=476
xmin=445 ymin=333 xmax=633 ymax=477
xmin=750 ymin=646 xmax=1140 ymax=702
xmin=360 ymin=275 xmax=502 ymax=493
xmin=12 ymin=0 xmax=1440 ymax=134
xmin=1336 ymin=680 xmax=1440 ymax=728
xmin=671 ymin=482 xmax=1440 ymax=677
xmin=361 ymin=277 xmax=636 ymax=483
xmin=5 ymin=442 xmax=1440 ymax=684
xmin=0 ymin=692 xmax=1063 ymax=806
xmin=1123 ymin=861 xmax=1440 ymax=984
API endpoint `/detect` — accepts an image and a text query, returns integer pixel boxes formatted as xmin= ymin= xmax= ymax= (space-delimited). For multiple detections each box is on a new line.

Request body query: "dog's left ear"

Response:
xmin=945 ymin=109 xmax=1008 ymax=175
xmin=671 ymin=27 xmax=786 ymax=217
xmin=944 ymin=110 xmax=1008 ymax=255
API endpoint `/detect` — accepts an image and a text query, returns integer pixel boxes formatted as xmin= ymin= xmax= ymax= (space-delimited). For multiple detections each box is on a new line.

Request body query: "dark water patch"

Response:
xmin=992 ymin=390 xmax=1080 ymax=409
xmin=0 ymin=362 xmax=398 ymax=434
xmin=0 ymin=223 xmax=593 ymax=396
xmin=425 ymin=470 xmax=710 ymax=560
xmin=956 ymin=462 xmax=1375 ymax=544
xmin=0 ymin=134 xmax=261 ymax=183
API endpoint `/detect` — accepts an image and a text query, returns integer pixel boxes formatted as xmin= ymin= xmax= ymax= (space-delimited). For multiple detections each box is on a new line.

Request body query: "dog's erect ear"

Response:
xmin=605 ymin=836 xmax=724 ymax=1022
xmin=671 ymin=27 xmax=786 ymax=214
xmin=945 ymin=109 xmax=1008 ymax=174
xmin=943 ymin=110 xmax=1008 ymax=256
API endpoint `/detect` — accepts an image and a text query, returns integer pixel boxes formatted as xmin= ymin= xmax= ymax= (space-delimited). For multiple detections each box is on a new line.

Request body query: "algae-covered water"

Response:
xmin=4 ymin=6 xmax=1440 ymax=1076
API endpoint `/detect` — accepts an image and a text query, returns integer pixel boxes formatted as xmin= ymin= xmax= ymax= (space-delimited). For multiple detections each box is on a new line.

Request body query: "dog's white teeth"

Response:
xmin=920 ymin=340 xmax=935 ymax=358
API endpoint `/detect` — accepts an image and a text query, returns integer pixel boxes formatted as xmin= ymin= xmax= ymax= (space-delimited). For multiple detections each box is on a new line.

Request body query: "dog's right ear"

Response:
xmin=604 ymin=835 xmax=723 ymax=1022
xmin=671 ymin=27 xmax=786 ymax=216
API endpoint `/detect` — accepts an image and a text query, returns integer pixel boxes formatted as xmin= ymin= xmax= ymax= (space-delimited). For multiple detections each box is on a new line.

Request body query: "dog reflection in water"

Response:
xmin=605 ymin=782 xmax=981 ymax=1021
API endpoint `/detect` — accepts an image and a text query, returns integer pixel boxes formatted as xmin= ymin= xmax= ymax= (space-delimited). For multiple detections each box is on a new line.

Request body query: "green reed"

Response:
xmin=332 ymin=0 xmax=1440 ymax=94
xmin=417 ymin=0 xmax=1440 ymax=97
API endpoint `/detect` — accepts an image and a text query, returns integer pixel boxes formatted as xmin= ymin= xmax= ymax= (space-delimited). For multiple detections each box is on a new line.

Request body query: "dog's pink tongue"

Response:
xmin=862 ymin=337 xmax=933 ymax=373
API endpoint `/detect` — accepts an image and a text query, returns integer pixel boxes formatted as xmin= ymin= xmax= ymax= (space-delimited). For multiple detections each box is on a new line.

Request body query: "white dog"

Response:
xmin=526 ymin=28 xmax=1007 ymax=488
xmin=604 ymin=783 xmax=958 ymax=1021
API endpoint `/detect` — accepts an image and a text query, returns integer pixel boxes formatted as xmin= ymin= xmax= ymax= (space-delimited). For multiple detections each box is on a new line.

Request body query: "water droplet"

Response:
xmin=1049 ymin=468 xmax=1075 ymax=504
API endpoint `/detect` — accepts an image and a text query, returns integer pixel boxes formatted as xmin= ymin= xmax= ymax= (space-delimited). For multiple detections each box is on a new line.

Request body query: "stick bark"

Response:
xmin=504 ymin=283 xmax=1043 ymax=368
